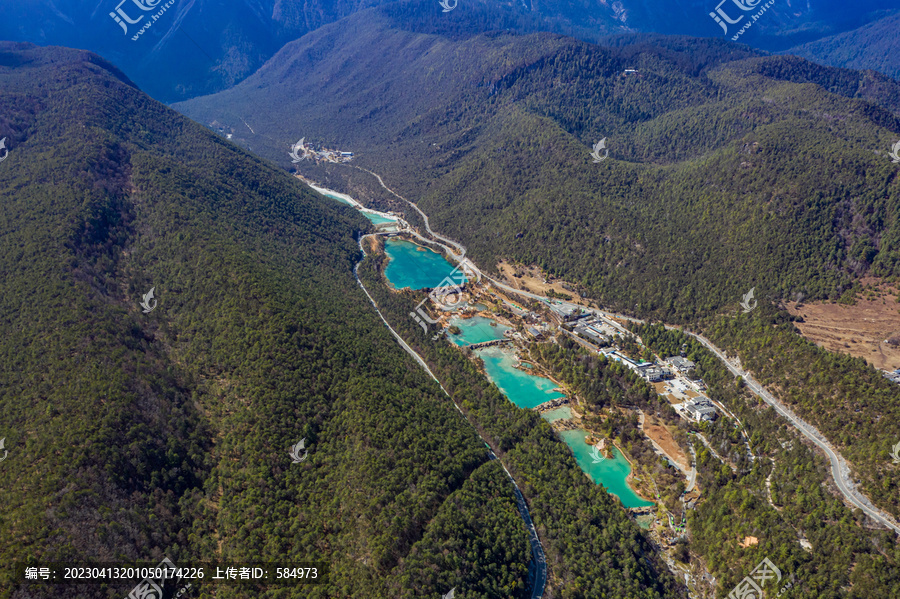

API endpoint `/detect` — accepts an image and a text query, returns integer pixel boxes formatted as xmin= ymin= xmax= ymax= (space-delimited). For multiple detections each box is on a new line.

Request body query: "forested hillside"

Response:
xmin=4 ymin=0 xmax=898 ymax=102
xmin=534 ymin=333 xmax=900 ymax=597
xmin=176 ymin=13 xmax=900 ymax=322
xmin=356 ymin=249 xmax=684 ymax=598
xmin=785 ymin=10 xmax=900 ymax=81
xmin=0 ymin=42 xmax=555 ymax=598
xmin=174 ymin=13 xmax=900 ymax=529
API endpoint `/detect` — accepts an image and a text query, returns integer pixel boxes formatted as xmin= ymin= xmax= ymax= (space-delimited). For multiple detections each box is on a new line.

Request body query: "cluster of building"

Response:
xmin=290 ymin=138 xmax=354 ymax=163
xmin=882 ymin=369 xmax=900 ymax=384
xmin=675 ymin=396 xmax=717 ymax=422
xmin=572 ymin=317 xmax=620 ymax=345
xmin=516 ymin=297 xmax=719 ymax=424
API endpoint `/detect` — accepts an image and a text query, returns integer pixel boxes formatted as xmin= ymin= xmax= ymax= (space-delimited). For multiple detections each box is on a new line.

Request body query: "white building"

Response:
xmin=676 ymin=396 xmax=717 ymax=422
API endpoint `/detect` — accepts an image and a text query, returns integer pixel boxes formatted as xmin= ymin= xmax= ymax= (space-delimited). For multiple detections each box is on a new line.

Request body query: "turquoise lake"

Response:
xmin=372 ymin=216 xmax=651 ymax=509
xmin=448 ymin=316 xmax=509 ymax=346
xmin=541 ymin=406 xmax=572 ymax=422
xmin=475 ymin=346 xmax=565 ymax=409
xmin=362 ymin=211 xmax=397 ymax=225
xmin=322 ymin=191 xmax=354 ymax=206
xmin=559 ymin=429 xmax=654 ymax=509
xmin=383 ymin=239 xmax=463 ymax=290
xmin=321 ymin=191 xmax=397 ymax=225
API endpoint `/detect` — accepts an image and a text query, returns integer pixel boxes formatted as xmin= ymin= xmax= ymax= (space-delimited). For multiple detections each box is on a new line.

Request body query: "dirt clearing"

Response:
xmin=643 ymin=415 xmax=690 ymax=472
xmin=784 ymin=283 xmax=900 ymax=370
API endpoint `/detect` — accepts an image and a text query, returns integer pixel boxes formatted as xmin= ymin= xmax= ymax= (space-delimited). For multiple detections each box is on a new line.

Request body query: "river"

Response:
xmin=319 ymin=185 xmax=653 ymax=510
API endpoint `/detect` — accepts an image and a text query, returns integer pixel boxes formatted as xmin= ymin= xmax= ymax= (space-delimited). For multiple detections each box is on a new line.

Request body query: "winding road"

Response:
xmin=354 ymin=233 xmax=547 ymax=599
xmin=688 ymin=331 xmax=900 ymax=534
xmin=344 ymin=167 xmax=900 ymax=536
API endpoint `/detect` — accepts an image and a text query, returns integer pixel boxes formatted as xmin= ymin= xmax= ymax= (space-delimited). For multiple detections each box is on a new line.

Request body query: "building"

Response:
xmin=639 ymin=366 xmax=673 ymax=382
xmin=551 ymin=304 xmax=581 ymax=322
xmin=883 ymin=369 xmax=900 ymax=384
xmin=340 ymin=151 xmax=354 ymax=158
xmin=667 ymin=356 xmax=695 ymax=373
xmin=678 ymin=397 xmax=717 ymax=422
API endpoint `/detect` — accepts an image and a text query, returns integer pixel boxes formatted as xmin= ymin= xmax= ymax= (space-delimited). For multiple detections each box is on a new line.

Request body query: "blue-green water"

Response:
xmin=376 ymin=229 xmax=650 ymax=508
xmin=322 ymin=191 xmax=355 ymax=206
xmin=448 ymin=316 xmax=509 ymax=346
xmin=558 ymin=430 xmax=654 ymax=509
xmin=321 ymin=191 xmax=397 ymax=225
xmin=361 ymin=211 xmax=396 ymax=225
xmin=476 ymin=346 xmax=565 ymax=409
xmin=541 ymin=406 xmax=572 ymax=422
xmin=383 ymin=239 xmax=463 ymax=290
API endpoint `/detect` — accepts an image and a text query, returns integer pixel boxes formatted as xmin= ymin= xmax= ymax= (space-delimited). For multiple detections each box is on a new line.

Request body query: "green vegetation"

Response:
xmin=786 ymin=11 xmax=900 ymax=81
xmin=358 ymin=252 xmax=684 ymax=598
xmin=531 ymin=337 xmax=688 ymax=511
xmin=633 ymin=324 xmax=900 ymax=598
xmin=0 ymin=45 xmax=542 ymax=598
xmin=176 ymin=12 xmax=900 ymax=532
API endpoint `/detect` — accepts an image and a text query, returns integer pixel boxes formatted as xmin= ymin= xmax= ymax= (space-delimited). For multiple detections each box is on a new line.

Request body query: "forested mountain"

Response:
xmin=0 ymin=41 xmax=685 ymax=598
xmin=176 ymin=12 xmax=900 ymax=321
xmin=175 ymin=11 xmax=900 ymax=528
xmin=2 ymin=0 xmax=898 ymax=103
xmin=785 ymin=10 xmax=900 ymax=81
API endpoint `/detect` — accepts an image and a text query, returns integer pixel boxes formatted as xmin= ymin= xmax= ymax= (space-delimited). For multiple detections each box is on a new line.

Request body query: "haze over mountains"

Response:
xmin=2 ymin=0 xmax=897 ymax=102
xmin=5 ymin=0 xmax=900 ymax=597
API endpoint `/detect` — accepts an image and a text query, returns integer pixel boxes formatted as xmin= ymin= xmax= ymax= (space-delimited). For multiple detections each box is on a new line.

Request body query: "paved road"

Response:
xmin=477 ymin=274 xmax=900 ymax=533
xmin=687 ymin=331 xmax=900 ymax=534
xmin=355 ymin=167 xmax=466 ymax=259
xmin=355 ymin=233 xmax=547 ymax=598
xmin=637 ymin=409 xmax=696 ymax=491
xmin=487 ymin=448 xmax=548 ymax=599
xmin=347 ymin=170 xmax=900 ymax=535
xmin=685 ymin=444 xmax=697 ymax=493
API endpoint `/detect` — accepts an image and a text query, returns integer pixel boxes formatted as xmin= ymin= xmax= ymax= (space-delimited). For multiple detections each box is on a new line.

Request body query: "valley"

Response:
xmin=4 ymin=3 xmax=900 ymax=595
xmin=308 ymin=166 xmax=900 ymax=596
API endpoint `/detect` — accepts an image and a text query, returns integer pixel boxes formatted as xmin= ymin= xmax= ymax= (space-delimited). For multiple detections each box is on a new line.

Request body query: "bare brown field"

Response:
xmin=784 ymin=283 xmax=900 ymax=370
xmin=496 ymin=260 xmax=592 ymax=307
xmin=643 ymin=415 xmax=690 ymax=472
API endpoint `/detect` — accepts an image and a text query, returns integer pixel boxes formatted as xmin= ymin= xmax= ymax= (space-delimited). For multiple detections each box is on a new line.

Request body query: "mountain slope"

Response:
xmin=785 ymin=10 xmax=900 ymax=81
xmin=0 ymin=41 xmax=525 ymax=597
xmin=3 ymin=0 xmax=899 ymax=102
xmin=0 ymin=41 xmax=685 ymax=599
xmin=175 ymin=14 xmax=900 ymax=320
xmin=173 ymin=10 xmax=900 ymax=535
